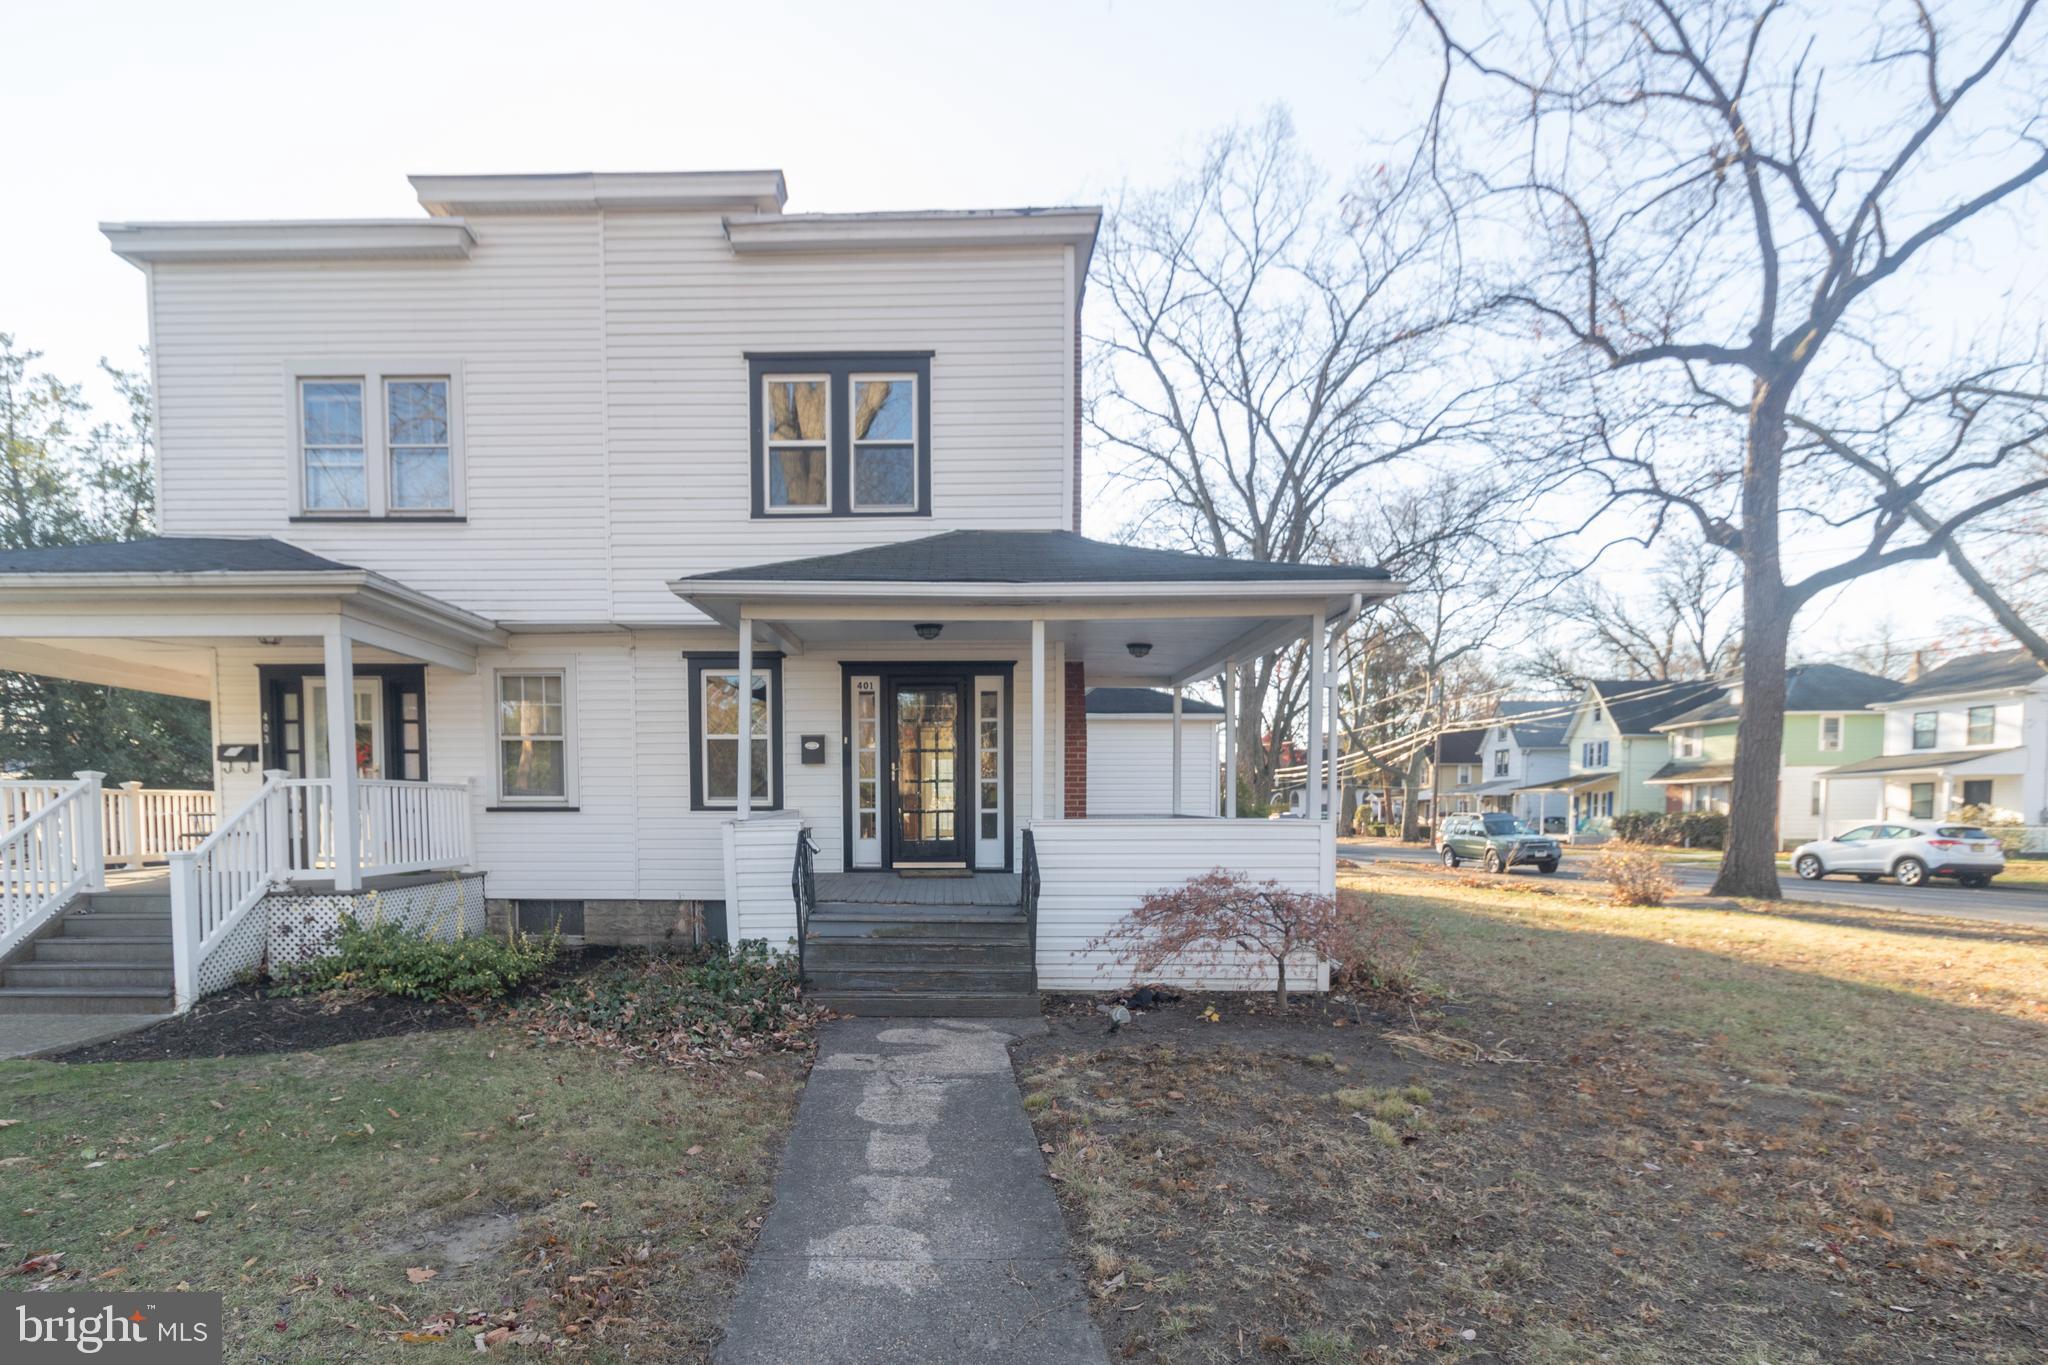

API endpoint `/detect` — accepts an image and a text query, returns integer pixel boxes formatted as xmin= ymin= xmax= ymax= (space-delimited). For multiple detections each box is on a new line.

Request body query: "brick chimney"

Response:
xmin=1906 ymin=649 xmax=1924 ymax=682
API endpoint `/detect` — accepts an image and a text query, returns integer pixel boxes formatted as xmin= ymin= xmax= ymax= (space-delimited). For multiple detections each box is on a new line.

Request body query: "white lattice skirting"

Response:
xmin=191 ymin=873 xmax=490 ymax=998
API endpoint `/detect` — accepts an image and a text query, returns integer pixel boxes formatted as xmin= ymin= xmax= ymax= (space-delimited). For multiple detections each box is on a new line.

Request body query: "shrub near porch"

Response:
xmin=0 ymin=1024 xmax=801 ymax=1362
xmin=1016 ymin=870 xmax=2048 ymax=1363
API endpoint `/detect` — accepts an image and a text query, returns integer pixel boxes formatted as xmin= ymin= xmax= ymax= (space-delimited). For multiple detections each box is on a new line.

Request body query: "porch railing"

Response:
xmin=791 ymin=825 xmax=817 ymax=981
xmin=358 ymin=780 xmax=475 ymax=878
xmin=104 ymin=784 xmax=216 ymax=868
xmin=1018 ymin=825 xmax=1041 ymax=985
xmin=169 ymin=774 xmax=285 ymax=1008
xmin=0 ymin=772 xmax=106 ymax=961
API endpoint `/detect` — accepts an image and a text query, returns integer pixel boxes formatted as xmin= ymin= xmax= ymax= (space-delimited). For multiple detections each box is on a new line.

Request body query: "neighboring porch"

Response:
xmin=0 ymin=539 xmax=501 ymax=1014
xmin=1517 ymin=771 xmax=1622 ymax=842
xmin=676 ymin=529 xmax=1393 ymax=1008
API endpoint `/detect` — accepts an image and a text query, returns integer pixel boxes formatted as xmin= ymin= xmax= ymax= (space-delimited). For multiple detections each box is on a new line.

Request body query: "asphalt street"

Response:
xmin=1337 ymin=839 xmax=2048 ymax=928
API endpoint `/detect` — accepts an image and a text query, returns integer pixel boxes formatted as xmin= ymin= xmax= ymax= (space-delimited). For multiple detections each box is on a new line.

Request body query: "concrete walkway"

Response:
xmin=717 ymin=1017 xmax=1106 ymax=1365
xmin=0 ymin=1013 xmax=164 ymax=1060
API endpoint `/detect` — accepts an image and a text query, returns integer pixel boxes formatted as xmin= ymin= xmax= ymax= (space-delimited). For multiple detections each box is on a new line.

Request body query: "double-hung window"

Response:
xmin=749 ymin=354 xmax=931 ymax=517
xmin=293 ymin=363 xmax=463 ymax=518
xmin=1674 ymin=729 xmax=1700 ymax=759
xmin=1911 ymin=711 xmax=1938 ymax=750
xmin=1966 ymin=705 xmax=1995 ymax=745
xmin=1819 ymin=715 xmax=1843 ymax=751
xmin=1493 ymin=748 xmax=1509 ymax=778
xmin=496 ymin=670 xmax=570 ymax=805
xmin=689 ymin=654 xmax=784 ymax=810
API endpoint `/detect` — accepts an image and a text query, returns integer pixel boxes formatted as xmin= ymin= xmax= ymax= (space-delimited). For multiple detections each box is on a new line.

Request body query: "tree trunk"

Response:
xmin=1275 ymin=951 xmax=1288 ymax=1007
xmin=1713 ymin=379 xmax=1793 ymax=899
xmin=1399 ymin=749 xmax=1427 ymax=842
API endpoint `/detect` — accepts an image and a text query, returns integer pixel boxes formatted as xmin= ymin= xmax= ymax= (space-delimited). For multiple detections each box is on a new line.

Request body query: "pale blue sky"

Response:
xmin=3 ymin=0 xmax=2030 ymax=662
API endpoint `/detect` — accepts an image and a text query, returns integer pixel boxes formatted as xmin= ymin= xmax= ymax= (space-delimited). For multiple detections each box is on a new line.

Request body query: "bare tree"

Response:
xmin=1421 ymin=0 xmax=2048 ymax=897
xmin=1527 ymin=541 xmax=1741 ymax=690
xmin=1088 ymin=108 xmax=1482 ymax=800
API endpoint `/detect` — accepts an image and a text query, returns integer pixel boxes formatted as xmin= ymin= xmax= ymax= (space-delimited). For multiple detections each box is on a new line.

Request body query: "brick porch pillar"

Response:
xmin=1063 ymin=661 xmax=1087 ymax=818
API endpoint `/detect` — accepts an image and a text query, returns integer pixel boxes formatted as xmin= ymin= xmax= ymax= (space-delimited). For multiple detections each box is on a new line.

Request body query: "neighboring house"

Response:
xmin=1819 ymin=648 xmax=2048 ymax=829
xmin=1468 ymin=700 xmax=1572 ymax=831
xmin=1431 ymin=727 xmax=1487 ymax=815
xmin=1084 ymin=688 xmax=1223 ymax=817
xmin=0 ymin=168 xmax=1396 ymax=1016
xmin=1528 ymin=679 xmax=1724 ymax=839
xmin=1645 ymin=663 xmax=1902 ymax=845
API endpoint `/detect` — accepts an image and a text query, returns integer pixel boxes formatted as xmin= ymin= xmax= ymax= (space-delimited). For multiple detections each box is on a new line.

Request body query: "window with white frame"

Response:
xmin=1819 ymin=714 xmax=1843 ymax=751
xmin=496 ymin=671 xmax=568 ymax=803
xmin=851 ymin=375 xmax=918 ymax=510
xmin=1911 ymin=711 xmax=1938 ymax=749
xmin=1967 ymin=705 xmax=1995 ymax=745
xmin=1674 ymin=728 xmax=1701 ymax=759
xmin=386 ymin=378 xmax=452 ymax=511
xmin=689 ymin=654 xmax=781 ymax=810
xmin=300 ymin=380 xmax=368 ymax=511
xmin=294 ymin=364 xmax=462 ymax=518
xmin=762 ymin=376 xmax=830 ymax=512
xmin=1493 ymin=748 xmax=1509 ymax=777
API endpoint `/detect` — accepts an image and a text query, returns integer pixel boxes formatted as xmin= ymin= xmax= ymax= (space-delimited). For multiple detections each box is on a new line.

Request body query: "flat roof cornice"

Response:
xmin=410 ymin=170 xmax=789 ymax=216
xmin=724 ymin=207 xmax=1101 ymax=259
xmin=102 ymin=219 xmax=476 ymax=266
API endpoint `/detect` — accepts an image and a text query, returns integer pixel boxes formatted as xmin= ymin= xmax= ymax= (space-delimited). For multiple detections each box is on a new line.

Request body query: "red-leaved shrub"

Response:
xmin=1088 ymin=869 xmax=1346 ymax=1005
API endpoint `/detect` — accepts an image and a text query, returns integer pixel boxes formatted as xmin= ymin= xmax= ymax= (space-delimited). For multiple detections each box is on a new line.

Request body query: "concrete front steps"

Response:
xmin=804 ymin=903 xmax=1036 ymax=1016
xmin=0 ymin=891 xmax=176 ymax=1016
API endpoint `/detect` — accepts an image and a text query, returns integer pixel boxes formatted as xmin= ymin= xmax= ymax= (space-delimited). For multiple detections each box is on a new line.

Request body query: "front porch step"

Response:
xmin=807 ymin=912 xmax=1028 ymax=942
xmin=805 ymin=938 xmax=1029 ymax=968
xmin=0 ymin=986 xmax=175 ymax=1016
xmin=806 ymin=989 xmax=1040 ymax=1018
xmin=29 ymin=937 xmax=173 ymax=964
xmin=4 ymin=962 xmax=176 ymax=990
xmin=84 ymin=892 xmax=172 ymax=914
xmin=56 ymin=912 xmax=172 ymax=938
xmin=805 ymin=963 xmax=1035 ymax=995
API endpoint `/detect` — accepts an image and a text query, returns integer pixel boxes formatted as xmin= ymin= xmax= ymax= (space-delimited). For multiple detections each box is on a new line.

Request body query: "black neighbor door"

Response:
xmin=888 ymin=680 xmax=966 ymax=865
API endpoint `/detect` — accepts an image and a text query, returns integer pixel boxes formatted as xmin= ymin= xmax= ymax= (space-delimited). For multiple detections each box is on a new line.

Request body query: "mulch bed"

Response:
xmin=42 ymin=948 xmax=627 ymax=1065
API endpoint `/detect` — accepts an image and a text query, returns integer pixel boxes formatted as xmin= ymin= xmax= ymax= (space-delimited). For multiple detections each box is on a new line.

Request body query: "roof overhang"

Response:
xmin=1644 ymin=765 xmax=1737 ymax=785
xmin=410 ymin=170 xmax=788 ymax=216
xmin=1518 ymin=771 xmax=1620 ymax=792
xmin=1820 ymin=747 xmax=2025 ymax=778
xmin=102 ymin=220 xmax=476 ymax=266
xmin=725 ymin=207 xmax=1101 ymax=281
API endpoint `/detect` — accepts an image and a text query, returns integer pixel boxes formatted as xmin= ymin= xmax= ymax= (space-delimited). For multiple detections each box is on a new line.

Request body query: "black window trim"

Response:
xmin=746 ymin=352 xmax=933 ymax=520
xmin=687 ymin=651 xmax=786 ymax=812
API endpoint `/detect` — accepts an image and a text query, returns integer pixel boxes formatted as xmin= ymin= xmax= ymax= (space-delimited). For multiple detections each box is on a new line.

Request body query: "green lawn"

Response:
xmin=0 ymin=1024 xmax=801 ymax=1362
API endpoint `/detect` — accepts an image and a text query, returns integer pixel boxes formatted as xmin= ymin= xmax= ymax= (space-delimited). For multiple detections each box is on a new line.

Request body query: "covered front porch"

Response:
xmin=0 ymin=539 xmax=501 ymax=1011
xmin=674 ymin=529 xmax=1396 ymax=1004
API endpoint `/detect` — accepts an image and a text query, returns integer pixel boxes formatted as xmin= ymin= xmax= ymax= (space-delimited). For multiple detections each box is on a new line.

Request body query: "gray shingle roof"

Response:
xmin=1590 ymin=679 xmax=1725 ymax=733
xmin=0 ymin=537 xmax=356 ymax=575
xmin=1645 ymin=760 xmax=1736 ymax=784
xmin=1495 ymin=698 xmax=1571 ymax=747
xmin=1084 ymin=687 xmax=1225 ymax=717
xmin=1895 ymin=648 xmax=2047 ymax=700
xmin=1820 ymin=747 xmax=2022 ymax=776
xmin=678 ymin=530 xmax=1390 ymax=586
xmin=1435 ymin=728 xmax=1486 ymax=765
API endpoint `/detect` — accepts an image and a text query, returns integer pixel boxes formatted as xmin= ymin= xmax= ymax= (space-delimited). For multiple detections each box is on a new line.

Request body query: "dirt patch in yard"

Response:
xmin=44 ymin=982 xmax=478 ymax=1062
xmin=1015 ymin=886 xmax=2048 ymax=1362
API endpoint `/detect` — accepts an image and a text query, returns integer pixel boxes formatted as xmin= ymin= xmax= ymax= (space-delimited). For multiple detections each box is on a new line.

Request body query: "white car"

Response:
xmin=1791 ymin=819 xmax=2006 ymax=888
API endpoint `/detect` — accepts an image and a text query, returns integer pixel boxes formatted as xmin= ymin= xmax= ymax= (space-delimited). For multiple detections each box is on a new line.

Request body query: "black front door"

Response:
xmin=889 ymin=680 xmax=966 ymax=865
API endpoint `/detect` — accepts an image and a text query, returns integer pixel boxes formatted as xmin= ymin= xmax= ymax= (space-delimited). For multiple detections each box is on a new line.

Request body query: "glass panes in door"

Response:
xmin=893 ymin=685 xmax=961 ymax=861
xmin=306 ymin=678 xmax=384 ymax=778
xmin=851 ymin=678 xmax=882 ymax=867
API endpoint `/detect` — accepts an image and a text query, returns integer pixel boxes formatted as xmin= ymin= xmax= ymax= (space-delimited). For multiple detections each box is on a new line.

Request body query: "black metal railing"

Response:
xmin=1019 ymin=827 xmax=1041 ymax=990
xmin=791 ymin=825 xmax=817 ymax=983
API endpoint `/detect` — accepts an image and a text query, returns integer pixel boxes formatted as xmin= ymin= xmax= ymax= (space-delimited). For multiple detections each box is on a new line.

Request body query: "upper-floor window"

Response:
xmin=1911 ymin=711 xmax=1938 ymax=750
xmin=1819 ymin=714 xmax=1843 ymax=751
xmin=1493 ymin=748 xmax=1509 ymax=777
xmin=293 ymin=364 xmax=464 ymax=519
xmin=748 ymin=353 xmax=931 ymax=518
xmin=1581 ymin=739 xmax=1609 ymax=768
xmin=1967 ymin=705 xmax=1995 ymax=745
xmin=1673 ymin=729 xmax=1700 ymax=759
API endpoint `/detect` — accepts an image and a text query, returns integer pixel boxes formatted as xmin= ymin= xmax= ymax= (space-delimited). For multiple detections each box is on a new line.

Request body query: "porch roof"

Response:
xmin=1517 ymin=770 xmax=1619 ymax=792
xmin=1644 ymin=760 xmax=1736 ymax=785
xmin=1819 ymin=747 xmax=2024 ymax=777
xmin=670 ymin=530 xmax=1398 ymax=687
xmin=0 ymin=536 xmax=356 ymax=575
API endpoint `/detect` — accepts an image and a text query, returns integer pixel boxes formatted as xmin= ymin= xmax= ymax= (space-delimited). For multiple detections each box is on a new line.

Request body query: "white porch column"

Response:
xmin=1222 ymin=662 xmax=1238 ymax=818
xmin=120 ymin=780 xmax=146 ymax=871
xmin=323 ymin=626 xmax=360 ymax=891
xmin=1936 ymin=771 xmax=1952 ymax=819
xmin=74 ymin=771 xmax=107 ymax=893
xmin=1324 ymin=631 xmax=1340 ymax=828
xmin=1030 ymin=619 xmax=1046 ymax=820
xmin=1819 ymin=776 xmax=1832 ymax=837
xmin=1171 ymin=685 xmax=1184 ymax=817
xmin=737 ymin=612 xmax=754 ymax=820
xmin=1305 ymin=614 xmax=1322 ymax=822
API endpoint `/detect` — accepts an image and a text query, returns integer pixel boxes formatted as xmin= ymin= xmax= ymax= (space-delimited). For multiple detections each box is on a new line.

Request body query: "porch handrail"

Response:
xmin=104 ymin=785 xmax=217 ymax=868
xmin=356 ymin=779 xmax=474 ymax=878
xmin=791 ymin=825 xmax=817 ymax=982
xmin=169 ymin=772 xmax=289 ymax=1009
xmin=0 ymin=772 xmax=106 ymax=961
xmin=1 ymin=780 xmax=73 ymax=833
xmin=1019 ymin=825 xmax=1041 ymax=986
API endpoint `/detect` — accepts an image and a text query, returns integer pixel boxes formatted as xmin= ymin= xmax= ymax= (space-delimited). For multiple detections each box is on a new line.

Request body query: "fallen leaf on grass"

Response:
xmin=405 ymin=1266 xmax=438 ymax=1284
xmin=398 ymin=1331 xmax=446 ymax=1343
xmin=190 ymin=1211 xmax=210 ymax=1223
xmin=0 ymin=1119 xmax=19 ymax=1128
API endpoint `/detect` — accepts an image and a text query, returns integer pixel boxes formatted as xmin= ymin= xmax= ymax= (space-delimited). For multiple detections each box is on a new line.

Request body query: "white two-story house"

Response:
xmin=1466 ymin=701 xmax=1571 ymax=831
xmin=0 ymin=170 xmax=1390 ymax=1018
xmin=1819 ymin=648 xmax=2048 ymax=830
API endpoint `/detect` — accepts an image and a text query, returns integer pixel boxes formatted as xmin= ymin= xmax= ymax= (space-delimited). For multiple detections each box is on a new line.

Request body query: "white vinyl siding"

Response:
xmin=1085 ymin=716 xmax=1220 ymax=816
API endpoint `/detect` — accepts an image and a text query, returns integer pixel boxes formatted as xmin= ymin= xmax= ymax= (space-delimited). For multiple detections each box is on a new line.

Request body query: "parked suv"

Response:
xmin=1438 ymin=812 xmax=1561 ymax=874
xmin=1791 ymin=819 xmax=2006 ymax=888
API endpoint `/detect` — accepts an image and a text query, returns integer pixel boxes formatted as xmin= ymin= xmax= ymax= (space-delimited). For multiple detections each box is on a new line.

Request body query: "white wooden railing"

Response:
xmin=169 ymin=771 xmax=477 ymax=1008
xmin=103 ymin=784 xmax=216 ymax=868
xmin=0 ymin=772 xmax=106 ymax=961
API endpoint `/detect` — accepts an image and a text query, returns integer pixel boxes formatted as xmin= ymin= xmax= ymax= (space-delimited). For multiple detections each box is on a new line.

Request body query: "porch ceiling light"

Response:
xmin=258 ymin=636 xmax=281 ymax=646
xmin=1126 ymin=641 xmax=1152 ymax=658
xmin=913 ymin=622 xmax=943 ymax=640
